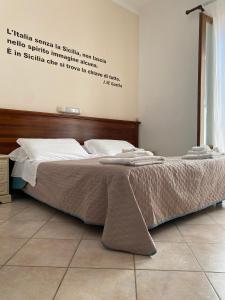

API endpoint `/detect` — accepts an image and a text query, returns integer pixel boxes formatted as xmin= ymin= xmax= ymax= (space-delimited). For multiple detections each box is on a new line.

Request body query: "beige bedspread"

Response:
xmin=24 ymin=157 xmax=225 ymax=255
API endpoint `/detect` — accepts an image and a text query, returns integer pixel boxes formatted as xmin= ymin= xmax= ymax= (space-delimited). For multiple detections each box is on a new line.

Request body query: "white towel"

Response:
xmin=182 ymin=152 xmax=224 ymax=160
xmin=213 ymin=146 xmax=223 ymax=153
xmin=100 ymin=156 xmax=165 ymax=166
xmin=187 ymin=150 xmax=210 ymax=155
xmin=116 ymin=150 xmax=154 ymax=158
xmin=182 ymin=144 xmax=225 ymax=160
xmin=191 ymin=145 xmax=211 ymax=152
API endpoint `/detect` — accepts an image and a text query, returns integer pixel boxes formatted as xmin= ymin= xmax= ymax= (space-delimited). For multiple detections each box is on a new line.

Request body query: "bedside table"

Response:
xmin=0 ymin=155 xmax=11 ymax=203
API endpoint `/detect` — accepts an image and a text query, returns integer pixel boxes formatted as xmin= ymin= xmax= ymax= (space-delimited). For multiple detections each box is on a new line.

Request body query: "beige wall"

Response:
xmin=139 ymin=0 xmax=200 ymax=155
xmin=0 ymin=0 xmax=139 ymax=121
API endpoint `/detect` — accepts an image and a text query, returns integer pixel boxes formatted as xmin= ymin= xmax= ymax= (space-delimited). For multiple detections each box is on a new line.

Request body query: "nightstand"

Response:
xmin=0 ymin=155 xmax=11 ymax=203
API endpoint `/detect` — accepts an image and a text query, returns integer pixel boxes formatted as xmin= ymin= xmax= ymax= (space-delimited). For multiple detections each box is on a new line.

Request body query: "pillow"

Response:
xmin=84 ymin=139 xmax=135 ymax=155
xmin=9 ymin=147 xmax=29 ymax=162
xmin=17 ymin=138 xmax=89 ymax=160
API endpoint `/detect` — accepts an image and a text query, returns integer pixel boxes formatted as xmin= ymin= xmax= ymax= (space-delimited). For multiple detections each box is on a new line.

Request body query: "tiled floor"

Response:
xmin=0 ymin=194 xmax=224 ymax=300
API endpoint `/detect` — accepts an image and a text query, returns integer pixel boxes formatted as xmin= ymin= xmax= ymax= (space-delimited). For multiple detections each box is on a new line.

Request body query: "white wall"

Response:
xmin=0 ymin=0 xmax=139 ymax=121
xmin=139 ymin=0 xmax=200 ymax=155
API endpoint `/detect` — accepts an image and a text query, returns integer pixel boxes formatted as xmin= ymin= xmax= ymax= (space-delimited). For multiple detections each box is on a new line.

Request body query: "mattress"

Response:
xmin=23 ymin=157 xmax=225 ymax=255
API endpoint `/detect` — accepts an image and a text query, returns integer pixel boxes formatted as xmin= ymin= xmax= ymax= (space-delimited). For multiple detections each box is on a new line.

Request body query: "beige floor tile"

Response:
xmin=82 ymin=225 xmax=103 ymax=240
xmin=0 ymin=239 xmax=27 ymax=265
xmin=8 ymin=238 xmax=79 ymax=267
xmin=207 ymin=208 xmax=225 ymax=225
xmin=55 ymin=268 xmax=136 ymax=300
xmin=50 ymin=213 xmax=102 ymax=240
xmin=136 ymin=270 xmax=218 ymax=300
xmin=0 ymin=266 xmax=65 ymax=300
xmin=0 ymin=220 xmax=45 ymax=238
xmin=176 ymin=211 xmax=215 ymax=225
xmin=177 ymin=224 xmax=225 ymax=243
xmin=34 ymin=219 xmax=85 ymax=239
xmin=135 ymin=242 xmax=201 ymax=271
xmin=3 ymin=198 xmax=32 ymax=209
xmin=70 ymin=240 xmax=134 ymax=269
xmin=189 ymin=243 xmax=225 ymax=272
xmin=12 ymin=205 xmax=55 ymax=221
xmin=49 ymin=211 xmax=76 ymax=222
xmin=150 ymin=224 xmax=184 ymax=242
xmin=8 ymin=198 xmax=39 ymax=211
xmin=0 ymin=205 xmax=27 ymax=222
xmin=207 ymin=272 xmax=225 ymax=299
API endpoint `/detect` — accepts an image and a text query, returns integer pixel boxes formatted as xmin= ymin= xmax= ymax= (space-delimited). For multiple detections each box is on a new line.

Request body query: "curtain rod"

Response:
xmin=186 ymin=0 xmax=216 ymax=15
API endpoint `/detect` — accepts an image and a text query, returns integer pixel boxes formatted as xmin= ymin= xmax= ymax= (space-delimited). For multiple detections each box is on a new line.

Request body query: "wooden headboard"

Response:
xmin=0 ymin=108 xmax=140 ymax=154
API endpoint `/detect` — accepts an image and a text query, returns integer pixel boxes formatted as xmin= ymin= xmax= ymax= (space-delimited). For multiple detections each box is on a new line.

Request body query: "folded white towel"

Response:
xmin=116 ymin=150 xmax=154 ymax=158
xmin=213 ymin=146 xmax=223 ymax=153
xmin=187 ymin=150 xmax=209 ymax=155
xmin=100 ymin=156 xmax=165 ymax=166
xmin=191 ymin=145 xmax=211 ymax=152
xmin=182 ymin=152 xmax=224 ymax=160
xmin=182 ymin=144 xmax=225 ymax=160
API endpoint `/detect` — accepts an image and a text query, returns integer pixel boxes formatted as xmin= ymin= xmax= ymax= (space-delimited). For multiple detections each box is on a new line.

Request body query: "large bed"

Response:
xmin=23 ymin=157 xmax=225 ymax=255
xmin=1 ymin=108 xmax=225 ymax=255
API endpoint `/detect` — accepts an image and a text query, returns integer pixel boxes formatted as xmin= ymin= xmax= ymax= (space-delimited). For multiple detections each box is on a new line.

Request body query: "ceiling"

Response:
xmin=112 ymin=0 xmax=152 ymax=14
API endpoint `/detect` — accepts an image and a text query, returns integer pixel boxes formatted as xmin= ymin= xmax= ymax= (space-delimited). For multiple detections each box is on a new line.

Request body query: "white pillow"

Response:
xmin=84 ymin=139 xmax=135 ymax=155
xmin=17 ymin=138 xmax=89 ymax=160
xmin=9 ymin=147 xmax=29 ymax=162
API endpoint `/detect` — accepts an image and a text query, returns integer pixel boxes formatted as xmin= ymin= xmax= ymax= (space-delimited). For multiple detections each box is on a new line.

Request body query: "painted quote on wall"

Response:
xmin=6 ymin=28 xmax=123 ymax=88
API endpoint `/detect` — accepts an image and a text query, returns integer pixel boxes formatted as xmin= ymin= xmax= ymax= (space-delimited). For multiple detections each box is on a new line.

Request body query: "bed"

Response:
xmin=1 ymin=108 xmax=225 ymax=255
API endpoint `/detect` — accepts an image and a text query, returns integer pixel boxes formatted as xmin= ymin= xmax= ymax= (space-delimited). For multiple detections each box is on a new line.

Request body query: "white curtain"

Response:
xmin=212 ymin=0 xmax=225 ymax=150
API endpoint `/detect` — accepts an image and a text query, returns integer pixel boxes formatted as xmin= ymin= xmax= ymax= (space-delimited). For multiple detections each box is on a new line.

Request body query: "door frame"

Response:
xmin=197 ymin=12 xmax=213 ymax=145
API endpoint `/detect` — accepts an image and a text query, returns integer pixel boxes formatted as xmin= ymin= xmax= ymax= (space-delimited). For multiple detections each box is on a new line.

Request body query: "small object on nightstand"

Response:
xmin=0 ymin=155 xmax=11 ymax=204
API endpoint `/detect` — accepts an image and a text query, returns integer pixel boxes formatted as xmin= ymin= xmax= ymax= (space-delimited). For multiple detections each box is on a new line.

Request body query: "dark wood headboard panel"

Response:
xmin=0 ymin=108 xmax=140 ymax=154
